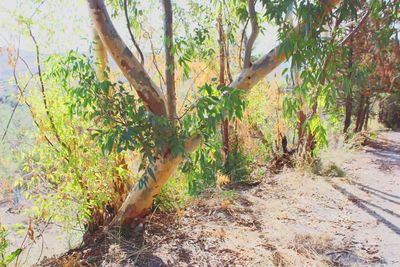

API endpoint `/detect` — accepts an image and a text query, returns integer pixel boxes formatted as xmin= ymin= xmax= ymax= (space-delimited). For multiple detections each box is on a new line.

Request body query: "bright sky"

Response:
xmin=0 ymin=0 xmax=92 ymax=53
xmin=0 ymin=0 xmax=279 ymax=54
xmin=0 ymin=0 xmax=284 ymax=84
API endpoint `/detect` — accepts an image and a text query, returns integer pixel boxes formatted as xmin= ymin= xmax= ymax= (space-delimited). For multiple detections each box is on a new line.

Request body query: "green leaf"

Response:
xmin=4 ymin=248 xmax=22 ymax=265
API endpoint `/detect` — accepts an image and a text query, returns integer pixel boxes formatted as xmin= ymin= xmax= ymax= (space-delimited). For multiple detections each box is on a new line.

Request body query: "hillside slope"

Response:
xmin=32 ymin=131 xmax=400 ymax=266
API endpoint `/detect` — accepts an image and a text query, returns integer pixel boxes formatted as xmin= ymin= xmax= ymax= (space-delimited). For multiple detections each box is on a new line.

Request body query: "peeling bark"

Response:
xmin=110 ymin=135 xmax=201 ymax=227
xmin=88 ymin=0 xmax=167 ymax=116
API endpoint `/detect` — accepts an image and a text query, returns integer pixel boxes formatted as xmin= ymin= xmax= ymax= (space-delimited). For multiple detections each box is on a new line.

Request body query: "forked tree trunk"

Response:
xmin=87 ymin=0 xmax=341 ymax=228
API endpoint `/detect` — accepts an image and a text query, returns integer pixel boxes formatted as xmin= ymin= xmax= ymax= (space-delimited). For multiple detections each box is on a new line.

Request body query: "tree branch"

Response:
xmin=162 ymin=0 xmax=177 ymax=122
xmin=225 ymin=39 xmax=233 ymax=83
xmin=243 ymin=0 xmax=259 ymax=68
xmin=1 ymin=77 xmax=33 ymax=143
xmin=238 ymin=18 xmax=249 ymax=69
xmin=231 ymin=0 xmax=341 ymax=91
xmin=12 ymin=53 xmax=56 ymax=150
xmin=29 ymin=27 xmax=70 ymax=152
xmin=217 ymin=13 xmax=226 ymax=86
xmin=340 ymin=8 xmax=371 ymax=46
xmin=87 ymin=0 xmax=167 ymax=116
xmin=141 ymin=26 xmax=166 ymax=88
xmin=123 ymin=0 xmax=144 ymax=65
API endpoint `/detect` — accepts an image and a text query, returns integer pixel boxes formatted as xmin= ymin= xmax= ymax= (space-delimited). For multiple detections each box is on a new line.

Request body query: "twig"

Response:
xmin=11 ymin=40 xmax=57 ymax=149
xmin=1 ymin=76 xmax=33 ymax=142
xmin=123 ymin=0 xmax=144 ymax=65
xmin=1 ymin=37 xmax=34 ymax=142
xmin=178 ymin=61 xmax=212 ymax=114
xmin=141 ymin=25 xmax=166 ymax=87
xmin=29 ymin=0 xmax=48 ymax=19
xmin=28 ymin=26 xmax=71 ymax=152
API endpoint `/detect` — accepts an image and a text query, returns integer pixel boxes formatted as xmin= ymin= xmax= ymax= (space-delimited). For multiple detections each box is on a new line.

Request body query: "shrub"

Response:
xmin=0 ymin=224 xmax=22 ymax=267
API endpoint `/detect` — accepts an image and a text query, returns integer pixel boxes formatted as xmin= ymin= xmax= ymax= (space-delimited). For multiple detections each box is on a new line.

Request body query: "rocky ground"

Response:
xmin=2 ymin=130 xmax=400 ymax=266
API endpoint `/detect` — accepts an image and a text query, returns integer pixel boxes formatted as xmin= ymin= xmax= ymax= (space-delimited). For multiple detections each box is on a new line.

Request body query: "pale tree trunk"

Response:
xmin=87 ymin=0 xmax=341 ymax=228
xmin=243 ymin=0 xmax=259 ymax=69
xmin=93 ymin=29 xmax=108 ymax=80
xmin=110 ymin=136 xmax=201 ymax=227
xmin=88 ymin=0 xmax=167 ymax=116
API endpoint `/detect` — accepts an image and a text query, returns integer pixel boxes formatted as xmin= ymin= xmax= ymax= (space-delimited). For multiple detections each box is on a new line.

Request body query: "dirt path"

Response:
xmin=4 ymin=131 xmax=400 ymax=266
xmin=136 ymin=131 xmax=400 ymax=266
xmin=330 ymin=131 xmax=400 ymax=266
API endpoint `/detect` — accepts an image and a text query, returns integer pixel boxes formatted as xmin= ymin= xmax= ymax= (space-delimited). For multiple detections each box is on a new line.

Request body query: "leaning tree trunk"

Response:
xmin=110 ymin=136 xmax=201 ymax=227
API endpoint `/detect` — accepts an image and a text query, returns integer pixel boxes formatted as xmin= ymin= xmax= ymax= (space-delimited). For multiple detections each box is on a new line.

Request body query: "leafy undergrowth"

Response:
xmin=37 ymin=168 xmax=382 ymax=267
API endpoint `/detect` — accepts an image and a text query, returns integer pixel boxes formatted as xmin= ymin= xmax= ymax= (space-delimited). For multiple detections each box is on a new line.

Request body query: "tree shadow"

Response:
xmin=352 ymin=181 xmax=400 ymax=200
xmin=363 ymin=134 xmax=400 ymax=171
xmin=357 ymin=185 xmax=400 ymax=205
xmin=332 ymin=184 xmax=400 ymax=236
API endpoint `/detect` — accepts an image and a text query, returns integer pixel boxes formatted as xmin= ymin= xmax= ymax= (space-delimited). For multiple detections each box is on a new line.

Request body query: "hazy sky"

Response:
xmin=0 ymin=0 xmax=279 ymax=54
xmin=0 ymin=0 xmax=92 ymax=53
xmin=0 ymin=0 xmax=284 ymax=84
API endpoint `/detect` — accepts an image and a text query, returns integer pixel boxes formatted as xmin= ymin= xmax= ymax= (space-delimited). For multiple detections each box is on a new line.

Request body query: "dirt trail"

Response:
xmin=330 ymin=131 xmax=400 ymax=266
xmin=138 ymin=131 xmax=400 ymax=266
xmin=3 ymin=131 xmax=400 ymax=266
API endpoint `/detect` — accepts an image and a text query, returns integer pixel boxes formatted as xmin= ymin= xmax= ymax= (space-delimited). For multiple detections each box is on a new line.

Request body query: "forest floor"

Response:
xmin=2 ymin=130 xmax=400 ymax=266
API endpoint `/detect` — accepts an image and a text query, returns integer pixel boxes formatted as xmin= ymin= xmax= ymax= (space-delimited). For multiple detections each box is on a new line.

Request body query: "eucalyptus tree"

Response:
xmin=85 ymin=0 xmax=343 ymax=227
xmin=18 ymin=0 xmax=398 ymax=230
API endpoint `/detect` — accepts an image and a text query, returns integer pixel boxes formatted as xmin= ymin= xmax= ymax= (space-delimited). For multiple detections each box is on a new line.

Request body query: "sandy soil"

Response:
xmin=2 ymin=131 xmax=400 ymax=266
